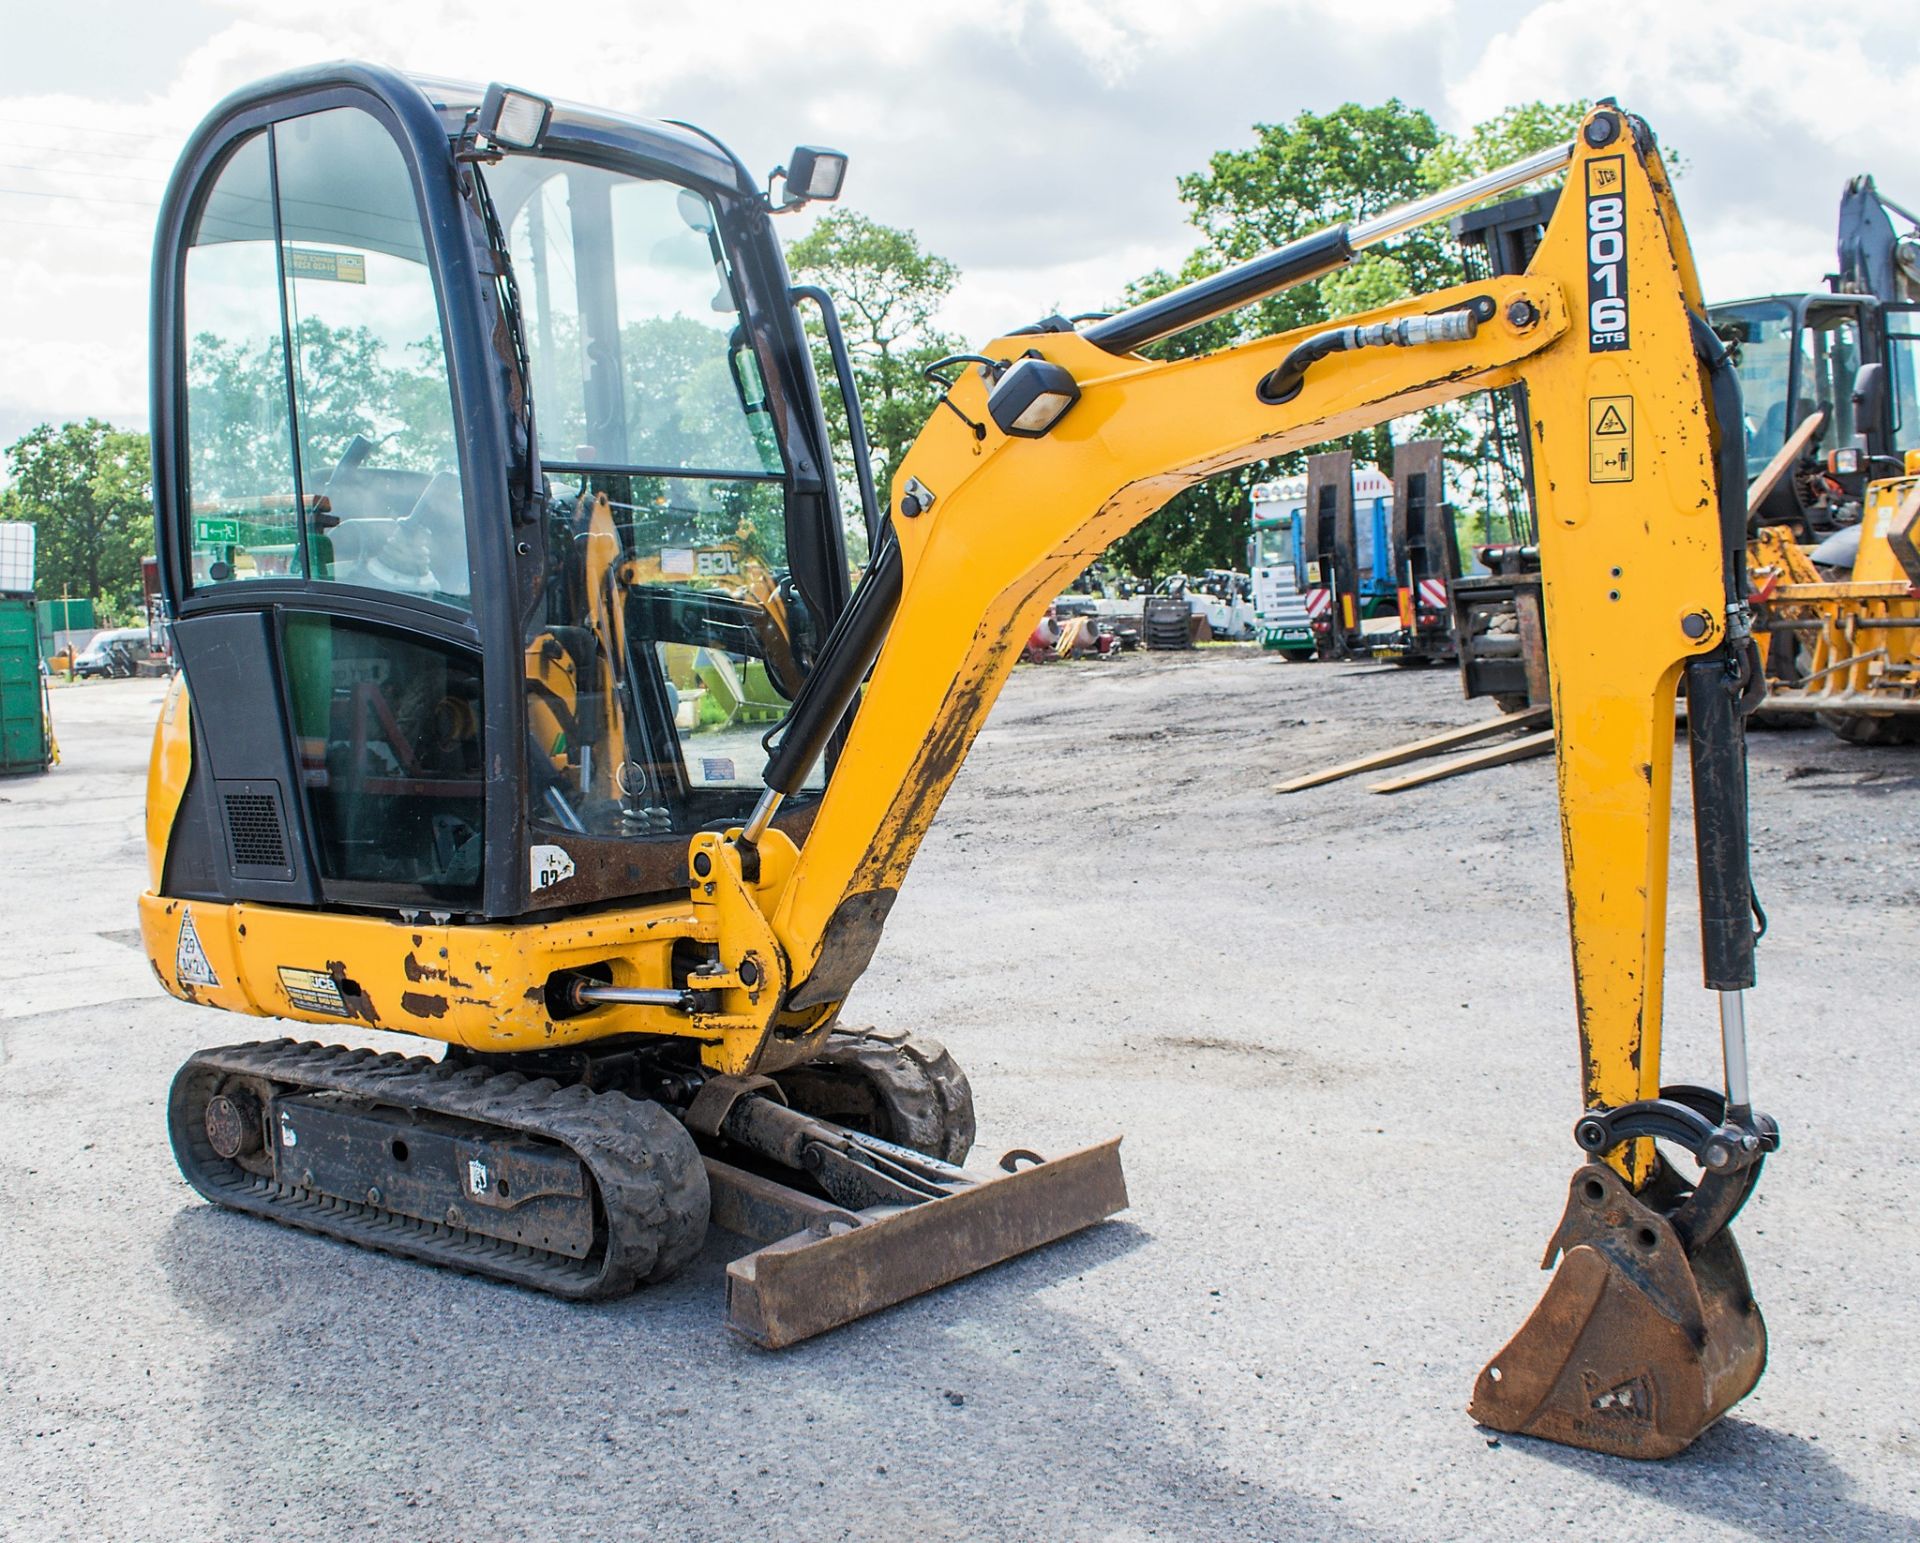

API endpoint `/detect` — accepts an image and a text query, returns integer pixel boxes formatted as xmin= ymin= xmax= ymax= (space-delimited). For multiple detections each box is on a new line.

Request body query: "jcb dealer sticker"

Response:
xmin=279 ymin=966 xmax=350 ymax=1018
xmin=1589 ymin=395 xmax=1634 ymax=483
xmin=1585 ymin=156 xmax=1628 ymax=351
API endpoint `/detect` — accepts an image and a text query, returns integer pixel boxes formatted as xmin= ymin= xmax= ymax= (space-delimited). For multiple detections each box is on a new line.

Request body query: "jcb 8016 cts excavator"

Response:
xmin=143 ymin=67 xmax=1776 ymax=1458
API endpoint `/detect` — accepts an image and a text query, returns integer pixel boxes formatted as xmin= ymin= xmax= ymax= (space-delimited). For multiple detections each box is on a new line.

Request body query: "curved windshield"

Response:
xmin=489 ymin=156 xmax=815 ymax=853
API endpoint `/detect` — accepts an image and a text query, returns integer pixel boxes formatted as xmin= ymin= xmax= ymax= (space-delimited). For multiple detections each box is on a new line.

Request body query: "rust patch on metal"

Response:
xmin=401 ymin=991 xmax=450 ymax=1019
xmin=325 ymin=961 xmax=380 ymax=1025
xmin=403 ymin=952 xmax=448 ymax=983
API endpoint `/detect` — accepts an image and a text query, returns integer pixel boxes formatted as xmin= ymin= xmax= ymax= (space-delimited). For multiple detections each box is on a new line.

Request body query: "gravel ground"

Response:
xmin=3 ymin=655 xmax=1917 ymax=1541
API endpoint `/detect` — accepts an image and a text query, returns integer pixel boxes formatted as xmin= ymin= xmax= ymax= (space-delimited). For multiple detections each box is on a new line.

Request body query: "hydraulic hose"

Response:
xmin=757 ymin=523 xmax=903 ymax=801
xmin=1683 ymin=310 xmax=1758 ymax=994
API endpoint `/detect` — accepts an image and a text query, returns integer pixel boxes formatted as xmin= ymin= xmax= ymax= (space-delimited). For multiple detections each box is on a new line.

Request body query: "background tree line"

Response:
xmin=0 ymin=96 xmax=1586 ymax=615
xmin=0 ymin=422 xmax=152 ymax=622
xmin=788 ymin=97 xmax=1588 ymax=583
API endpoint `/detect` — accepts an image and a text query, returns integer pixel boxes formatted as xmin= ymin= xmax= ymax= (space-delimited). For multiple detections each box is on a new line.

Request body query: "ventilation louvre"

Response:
xmin=215 ymin=779 xmax=294 ymax=881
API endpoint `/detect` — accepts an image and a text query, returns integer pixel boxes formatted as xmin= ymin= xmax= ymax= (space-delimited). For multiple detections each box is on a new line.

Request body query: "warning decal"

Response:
xmin=176 ymin=911 xmax=219 ymax=988
xmin=279 ymin=966 xmax=350 ymax=1018
xmin=1589 ymin=395 xmax=1634 ymax=483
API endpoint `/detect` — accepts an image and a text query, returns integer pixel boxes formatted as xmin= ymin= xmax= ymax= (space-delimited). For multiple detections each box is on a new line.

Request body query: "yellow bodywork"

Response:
xmin=146 ymin=107 xmax=1735 ymax=1149
xmin=1751 ymin=462 xmax=1920 ymax=716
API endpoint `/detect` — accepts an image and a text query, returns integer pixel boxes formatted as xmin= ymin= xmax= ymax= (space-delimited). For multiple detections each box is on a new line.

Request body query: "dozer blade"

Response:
xmin=710 ymin=1138 xmax=1127 ymax=1348
xmin=1471 ymin=1161 xmax=1765 ymax=1459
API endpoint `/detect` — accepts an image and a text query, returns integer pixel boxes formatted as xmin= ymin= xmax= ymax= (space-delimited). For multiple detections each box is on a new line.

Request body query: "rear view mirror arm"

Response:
xmin=792 ymin=285 xmax=881 ymax=549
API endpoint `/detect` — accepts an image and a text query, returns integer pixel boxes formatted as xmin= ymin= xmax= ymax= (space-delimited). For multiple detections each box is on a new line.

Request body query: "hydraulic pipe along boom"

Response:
xmin=1083 ymin=139 xmax=1574 ymax=354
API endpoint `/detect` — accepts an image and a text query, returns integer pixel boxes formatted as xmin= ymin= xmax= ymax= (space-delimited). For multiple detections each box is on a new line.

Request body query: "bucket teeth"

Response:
xmin=1470 ymin=1161 xmax=1766 ymax=1459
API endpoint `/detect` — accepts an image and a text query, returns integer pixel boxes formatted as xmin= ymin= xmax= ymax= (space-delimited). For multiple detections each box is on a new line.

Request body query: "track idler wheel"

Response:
xmin=1471 ymin=1158 xmax=1766 ymax=1459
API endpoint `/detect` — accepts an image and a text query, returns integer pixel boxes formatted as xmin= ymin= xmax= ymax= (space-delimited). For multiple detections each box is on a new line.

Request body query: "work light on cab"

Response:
xmin=476 ymin=82 xmax=552 ymax=151
xmin=780 ymin=145 xmax=848 ymax=206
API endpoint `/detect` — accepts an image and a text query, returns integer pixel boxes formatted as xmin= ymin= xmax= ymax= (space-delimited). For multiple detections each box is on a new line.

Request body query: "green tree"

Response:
xmin=186 ymin=318 xmax=456 ymax=503
xmin=0 ymin=420 xmax=152 ymax=608
xmin=1421 ymin=101 xmax=1590 ymax=192
xmin=786 ymin=210 xmax=963 ymax=545
xmin=1106 ymin=98 xmax=1584 ymax=580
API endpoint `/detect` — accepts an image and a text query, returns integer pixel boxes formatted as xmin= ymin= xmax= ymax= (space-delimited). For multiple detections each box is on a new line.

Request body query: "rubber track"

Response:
xmin=776 ymin=1026 xmax=977 ymax=1165
xmin=168 ymin=1040 xmax=709 ymax=1299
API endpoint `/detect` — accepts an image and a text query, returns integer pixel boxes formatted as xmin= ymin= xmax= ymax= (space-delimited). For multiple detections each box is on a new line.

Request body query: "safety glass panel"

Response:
xmin=500 ymin=161 xmax=782 ymax=474
xmin=274 ymin=108 xmax=468 ymax=608
xmin=523 ymin=474 xmax=817 ymax=841
xmin=655 ymin=641 xmax=823 ymax=792
xmin=1714 ymin=300 xmax=1795 ymax=479
xmin=1888 ymin=322 xmax=1920 ymax=452
xmin=284 ymin=613 xmax=484 ymax=904
xmin=183 ymin=132 xmax=303 ymax=585
xmin=1798 ymin=312 xmax=1861 ymax=450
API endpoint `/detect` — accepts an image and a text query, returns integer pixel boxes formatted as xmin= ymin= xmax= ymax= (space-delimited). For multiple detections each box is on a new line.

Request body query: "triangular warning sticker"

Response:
xmin=176 ymin=910 xmax=219 ymax=988
xmin=1595 ymin=404 xmax=1628 ymax=435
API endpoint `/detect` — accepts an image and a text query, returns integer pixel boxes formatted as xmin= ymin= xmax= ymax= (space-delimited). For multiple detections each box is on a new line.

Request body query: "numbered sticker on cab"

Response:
xmin=1585 ymin=156 xmax=1628 ymax=352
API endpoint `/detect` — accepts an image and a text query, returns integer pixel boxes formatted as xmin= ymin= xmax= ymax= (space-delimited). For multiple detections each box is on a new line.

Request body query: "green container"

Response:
xmin=35 ymin=596 xmax=94 ymax=646
xmin=0 ymin=599 xmax=52 ymax=775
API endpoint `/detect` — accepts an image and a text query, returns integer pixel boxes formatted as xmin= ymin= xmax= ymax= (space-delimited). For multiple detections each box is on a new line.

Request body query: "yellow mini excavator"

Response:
xmin=143 ymin=69 xmax=1776 ymax=1458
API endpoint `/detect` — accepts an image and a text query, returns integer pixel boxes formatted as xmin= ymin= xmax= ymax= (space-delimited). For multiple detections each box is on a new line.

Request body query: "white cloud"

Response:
xmin=2 ymin=0 xmax=1917 ymax=456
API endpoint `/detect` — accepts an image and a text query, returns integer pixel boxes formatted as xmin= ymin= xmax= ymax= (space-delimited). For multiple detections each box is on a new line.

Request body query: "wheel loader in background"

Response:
xmin=1716 ymin=178 xmax=1920 ymax=741
xmin=143 ymin=70 xmax=1777 ymax=1458
xmin=1456 ymin=174 xmax=1920 ymax=730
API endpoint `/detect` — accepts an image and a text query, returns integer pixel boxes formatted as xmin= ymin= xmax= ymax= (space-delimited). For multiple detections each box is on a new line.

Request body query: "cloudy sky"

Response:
xmin=2 ymin=0 xmax=1917 ymax=459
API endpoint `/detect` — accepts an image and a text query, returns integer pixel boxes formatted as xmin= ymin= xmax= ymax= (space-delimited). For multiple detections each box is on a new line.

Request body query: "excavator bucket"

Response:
xmin=708 ymin=1139 xmax=1127 ymax=1347
xmin=1470 ymin=1161 xmax=1766 ymax=1459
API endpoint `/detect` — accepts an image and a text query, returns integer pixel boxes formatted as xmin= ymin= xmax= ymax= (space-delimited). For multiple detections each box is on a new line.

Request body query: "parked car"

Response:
xmin=72 ymin=628 xmax=156 ymax=679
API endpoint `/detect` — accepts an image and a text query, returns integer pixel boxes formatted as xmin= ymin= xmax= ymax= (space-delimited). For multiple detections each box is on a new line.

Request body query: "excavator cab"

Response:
xmin=151 ymin=70 xmax=851 ymax=924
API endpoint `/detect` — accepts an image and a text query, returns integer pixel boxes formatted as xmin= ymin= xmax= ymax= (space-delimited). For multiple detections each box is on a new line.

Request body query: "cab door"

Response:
xmin=154 ymin=80 xmax=514 ymax=918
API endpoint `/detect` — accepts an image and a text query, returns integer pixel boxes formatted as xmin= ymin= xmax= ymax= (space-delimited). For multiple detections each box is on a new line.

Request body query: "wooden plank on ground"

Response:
xmin=1273 ymin=707 xmax=1550 ymax=794
xmin=1366 ymin=728 xmax=1556 ymax=794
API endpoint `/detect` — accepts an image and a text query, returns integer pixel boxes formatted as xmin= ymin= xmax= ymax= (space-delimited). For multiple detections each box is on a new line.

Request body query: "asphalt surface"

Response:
xmin=3 ymin=657 xmax=1917 ymax=1541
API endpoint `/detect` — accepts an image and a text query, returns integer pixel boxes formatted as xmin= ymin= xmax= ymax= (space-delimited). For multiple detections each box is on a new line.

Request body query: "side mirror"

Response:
xmin=1852 ymin=361 xmax=1887 ymax=437
xmin=777 ymin=146 xmax=848 ymax=208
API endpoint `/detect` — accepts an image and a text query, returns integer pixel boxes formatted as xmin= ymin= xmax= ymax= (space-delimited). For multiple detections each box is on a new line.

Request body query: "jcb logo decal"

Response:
xmin=1586 ymin=156 xmax=1628 ymax=352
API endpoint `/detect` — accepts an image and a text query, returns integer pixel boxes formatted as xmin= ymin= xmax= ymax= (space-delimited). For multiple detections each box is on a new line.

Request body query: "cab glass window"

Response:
xmin=1797 ymin=310 xmax=1860 ymax=450
xmin=490 ymin=154 xmax=817 ymax=848
xmin=181 ymin=107 xmax=469 ymax=607
xmin=284 ymin=612 xmax=484 ymax=904
xmin=503 ymin=164 xmax=781 ymax=474
xmin=1715 ymin=300 xmax=1794 ymax=479
xmin=1888 ymin=319 xmax=1920 ymax=454
xmin=182 ymin=133 xmax=303 ymax=580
